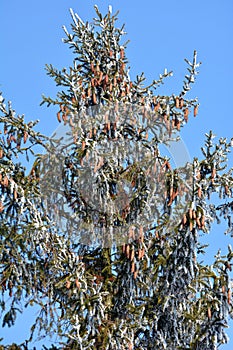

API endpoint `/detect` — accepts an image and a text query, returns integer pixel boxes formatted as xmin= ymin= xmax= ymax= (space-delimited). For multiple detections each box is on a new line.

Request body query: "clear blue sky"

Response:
xmin=1 ymin=0 xmax=233 ymax=348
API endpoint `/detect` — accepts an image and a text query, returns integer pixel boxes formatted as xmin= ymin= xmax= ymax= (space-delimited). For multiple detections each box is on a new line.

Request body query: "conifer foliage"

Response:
xmin=1 ymin=6 xmax=233 ymax=350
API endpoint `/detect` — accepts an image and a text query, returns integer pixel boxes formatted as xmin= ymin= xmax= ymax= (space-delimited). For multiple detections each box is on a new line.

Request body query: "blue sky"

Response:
xmin=1 ymin=0 xmax=233 ymax=348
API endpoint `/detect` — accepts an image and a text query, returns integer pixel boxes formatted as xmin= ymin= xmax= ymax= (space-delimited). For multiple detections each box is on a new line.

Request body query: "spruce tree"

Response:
xmin=1 ymin=6 xmax=233 ymax=350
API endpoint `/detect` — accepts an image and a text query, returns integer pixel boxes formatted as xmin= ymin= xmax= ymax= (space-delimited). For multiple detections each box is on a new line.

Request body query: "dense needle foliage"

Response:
xmin=1 ymin=6 xmax=233 ymax=350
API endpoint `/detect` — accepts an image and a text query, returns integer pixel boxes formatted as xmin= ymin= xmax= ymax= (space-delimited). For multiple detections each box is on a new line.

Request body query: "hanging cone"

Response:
xmin=201 ymin=215 xmax=205 ymax=227
xmin=189 ymin=208 xmax=193 ymax=219
xmin=228 ymin=289 xmax=231 ymax=304
xmin=126 ymin=244 xmax=130 ymax=259
xmin=183 ymin=214 xmax=187 ymax=225
xmin=139 ymin=226 xmax=144 ymax=243
xmin=93 ymin=92 xmax=97 ymax=104
xmin=131 ymin=261 xmax=135 ymax=273
xmin=23 ymin=131 xmax=28 ymax=143
xmin=3 ymin=176 xmax=8 ymax=187
xmin=211 ymin=167 xmax=216 ymax=179
xmin=196 ymin=217 xmax=201 ymax=228
xmin=66 ymin=280 xmax=71 ymax=289
xmin=75 ymin=279 xmax=81 ymax=289
xmin=90 ymin=62 xmax=95 ymax=72
xmin=69 ymin=117 xmax=74 ymax=127
xmin=14 ymin=189 xmax=17 ymax=200
xmin=98 ymin=71 xmax=103 ymax=84
xmin=184 ymin=108 xmax=189 ymax=122
xmin=194 ymin=105 xmax=198 ymax=117
xmin=189 ymin=221 xmax=193 ymax=231
xmin=130 ymin=247 xmax=135 ymax=261
xmin=56 ymin=111 xmax=61 ymax=123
